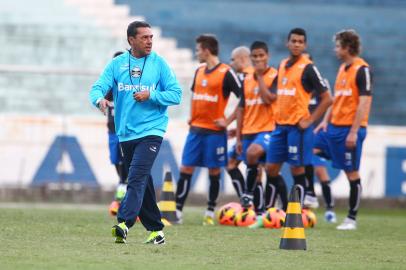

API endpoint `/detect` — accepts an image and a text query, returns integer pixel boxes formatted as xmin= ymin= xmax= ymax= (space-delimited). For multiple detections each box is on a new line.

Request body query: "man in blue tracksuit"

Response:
xmin=89 ymin=21 xmax=182 ymax=244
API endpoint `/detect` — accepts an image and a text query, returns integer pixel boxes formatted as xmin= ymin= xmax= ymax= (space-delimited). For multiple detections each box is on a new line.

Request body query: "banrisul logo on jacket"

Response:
xmin=117 ymin=83 xmax=155 ymax=92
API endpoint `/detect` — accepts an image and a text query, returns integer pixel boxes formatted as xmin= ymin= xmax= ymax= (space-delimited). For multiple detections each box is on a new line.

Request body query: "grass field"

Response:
xmin=0 ymin=204 xmax=405 ymax=270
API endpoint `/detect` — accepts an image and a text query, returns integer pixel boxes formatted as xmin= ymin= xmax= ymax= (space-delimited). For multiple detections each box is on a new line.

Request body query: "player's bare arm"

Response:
xmin=346 ymin=96 xmax=372 ymax=148
xmin=257 ymin=72 xmax=276 ymax=104
xmin=314 ymin=107 xmax=332 ymax=133
xmin=299 ymin=91 xmax=332 ymax=130
xmin=235 ymin=107 xmax=244 ymax=155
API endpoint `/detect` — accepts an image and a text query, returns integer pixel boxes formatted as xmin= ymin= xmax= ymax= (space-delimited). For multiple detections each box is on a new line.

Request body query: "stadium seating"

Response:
xmin=0 ymin=0 xmax=196 ymax=117
xmin=117 ymin=0 xmax=406 ymax=125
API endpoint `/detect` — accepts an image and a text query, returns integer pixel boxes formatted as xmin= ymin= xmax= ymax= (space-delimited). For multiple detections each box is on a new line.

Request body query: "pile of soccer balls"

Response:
xmin=216 ymin=202 xmax=286 ymax=228
xmin=217 ymin=202 xmax=317 ymax=229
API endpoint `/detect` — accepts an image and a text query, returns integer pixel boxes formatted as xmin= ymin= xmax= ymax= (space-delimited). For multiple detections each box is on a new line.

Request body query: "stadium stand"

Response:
xmin=118 ymin=0 xmax=406 ymax=125
xmin=0 ymin=0 xmax=196 ymax=117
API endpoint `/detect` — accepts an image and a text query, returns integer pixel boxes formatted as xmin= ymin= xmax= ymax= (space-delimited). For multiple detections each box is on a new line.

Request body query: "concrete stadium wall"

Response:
xmin=1 ymin=115 xmax=405 ymax=199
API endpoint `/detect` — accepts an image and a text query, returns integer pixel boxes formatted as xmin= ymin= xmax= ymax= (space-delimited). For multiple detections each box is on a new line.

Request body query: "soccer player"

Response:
xmin=236 ymin=41 xmax=287 ymax=217
xmin=266 ymin=28 xmax=333 ymax=206
xmin=306 ymin=86 xmax=337 ymax=223
xmin=175 ymin=34 xmax=241 ymax=225
xmin=227 ymin=46 xmax=253 ymax=198
xmin=313 ymin=155 xmax=336 ymax=223
xmin=89 ymin=21 xmax=182 ymax=244
xmin=299 ymin=52 xmax=336 ymax=221
xmin=315 ymin=29 xmax=373 ymax=230
xmin=105 ymin=51 xmax=128 ymax=216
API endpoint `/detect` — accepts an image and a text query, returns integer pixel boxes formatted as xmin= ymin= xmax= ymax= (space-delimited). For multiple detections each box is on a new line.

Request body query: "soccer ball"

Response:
xmin=217 ymin=202 xmax=242 ymax=226
xmin=235 ymin=208 xmax=256 ymax=227
xmin=217 ymin=206 xmax=237 ymax=226
xmin=263 ymin=208 xmax=286 ymax=229
xmin=109 ymin=200 xmax=120 ymax=216
xmin=226 ymin=202 xmax=243 ymax=213
xmin=302 ymin=209 xmax=317 ymax=228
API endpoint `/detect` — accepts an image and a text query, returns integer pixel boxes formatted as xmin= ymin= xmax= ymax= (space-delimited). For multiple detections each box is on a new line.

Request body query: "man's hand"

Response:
xmin=254 ymin=69 xmax=265 ymax=80
xmin=107 ymin=100 xmax=114 ymax=108
xmin=345 ymin=131 xmax=358 ymax=149
xmin=227 ymin=128 xmax=237 ymax=139
xmin=214 ymin=118 xmax=227 ymax=129
xmin=133 ymin=90 xmax=150 ymax=102
xmin=298 ymin=117 xmax=313 ymax=130
xmin=97 ymin=99 xmax=109 ymax=115
xmin=314 ymin=121 xmax=328 ymax=134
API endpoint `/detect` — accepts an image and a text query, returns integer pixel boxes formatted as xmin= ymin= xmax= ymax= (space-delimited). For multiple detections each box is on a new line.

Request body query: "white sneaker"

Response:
xmin=324 ymin=210 xmax=337 ymax=223
xmin=336 ymin=217 xmax=357 ymax=230
xmin=176 ymin=209 xmax=183 ymax=224
xmin=204 ymin=209 xmax=215 ymax=219
xmin=203 ymin=210 xmax=215 ymax=226
xmin=304 ymin=194 xmax=319 ymax=209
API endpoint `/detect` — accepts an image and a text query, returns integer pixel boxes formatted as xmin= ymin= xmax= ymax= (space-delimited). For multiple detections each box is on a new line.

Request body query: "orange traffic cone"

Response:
xmin=279 ymin=185 xmax=306 ymax=250
xmin=158 ymin=171 xmax=180 ymax=224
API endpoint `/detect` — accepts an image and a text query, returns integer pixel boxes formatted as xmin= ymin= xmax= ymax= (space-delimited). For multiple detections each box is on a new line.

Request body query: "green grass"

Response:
xmin=0 ymin=205 xmax=405 ymax=270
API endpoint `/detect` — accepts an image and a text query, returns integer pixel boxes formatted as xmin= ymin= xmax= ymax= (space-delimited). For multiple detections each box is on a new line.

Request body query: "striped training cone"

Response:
xmin=279 ymin=185 xmax=307 ymax=250
xmin=158 ymin=171 xmax=180 ymax=224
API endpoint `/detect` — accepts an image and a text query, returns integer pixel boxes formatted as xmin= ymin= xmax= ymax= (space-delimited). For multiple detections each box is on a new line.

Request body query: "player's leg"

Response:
xmin=204 ymin=167 xmax=221 ymax=225
xmin=175 ymin=166 xmax=194 ymax=223
xmin=253 ymin=166 xmax=265 ymax=216
xmin=246 ymin=132 xmax=270 ymax=215
xmin=115 ymin=136 xmax=128 ymax=186
xmin=115 ymin=144 xmax=128 ymax=200
xmin=203 ymin=133 xmax=227 ymax=225
xmin=304 ymin=126 xmax=318 ymax=208
xmin=337 ymin=170 xmax=361 ymax=230
xmin=249 ymin=175 xmax=265 ymax=229
xmin=265 ymin=126 xmax=288 ymax=209
xmin=226 ymin=145 xmax=244 ymax=198
xmin=138 ymin=175 xmax=165 ymax=245
xmin=304 ymin=164 xmax=319 ymax=208
xmin=315 ymin=164 xmax=336 ymax=223
xmin=290 ymin=166 xmax=306 ymax=206
xmin=243 ymin=142 xmax=266 ymax=208
xmin=175 ymin=132 xmax=202 ymax=222
xmin=339 ymin=147 xmax=366 ymax=231
xmin=113 ymin=136 xmax=163 ymax=243
xmin=108 ymin=132 xmax=127 ymax=215
xmin=328 ymin=125 xmax=367 ymax=230
xmin=265 ymin=173 xmax=288 ymax=211
xmin=287 ymin=126 xmax=314 ymax=206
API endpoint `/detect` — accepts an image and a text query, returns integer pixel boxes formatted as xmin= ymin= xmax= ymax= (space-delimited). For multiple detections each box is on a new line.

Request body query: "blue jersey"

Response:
xmin=89 ymin=51 xmax=182 ymax=142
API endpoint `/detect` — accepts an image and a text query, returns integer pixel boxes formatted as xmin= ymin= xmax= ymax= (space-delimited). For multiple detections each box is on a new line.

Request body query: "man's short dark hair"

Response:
xmin=334 ymin=29 xmax=361 ymax=56
xmin=288 ymin=28 xmax=307 ymax=42
xmin=196 ymin=34 xmax=219 ymax=56
xmin=127 ymin=21 xmax=151 ymax=38
xmin=250 ymin=41 xmax=268 ymax=53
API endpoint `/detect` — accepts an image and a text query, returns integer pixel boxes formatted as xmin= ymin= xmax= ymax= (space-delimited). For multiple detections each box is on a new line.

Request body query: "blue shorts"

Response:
xmin=228 ymin=143 xmax=243 ymax=161
xmin=181 ymin=131 xmax=227 ymax=168
xmin=241 ymin=132 xmax=272 ymax=163
xmin=320 ymin=124 xmax=367 ymax=172
xmin=108 ymin=132 xmax=122 ymax=164
xmin=312 ymin=154 xmax=327 ymax=167
xmin=266 ymin=125 xmax=313 ymax=166
xmin=314 ymin=129 xmax=332 ymax=160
